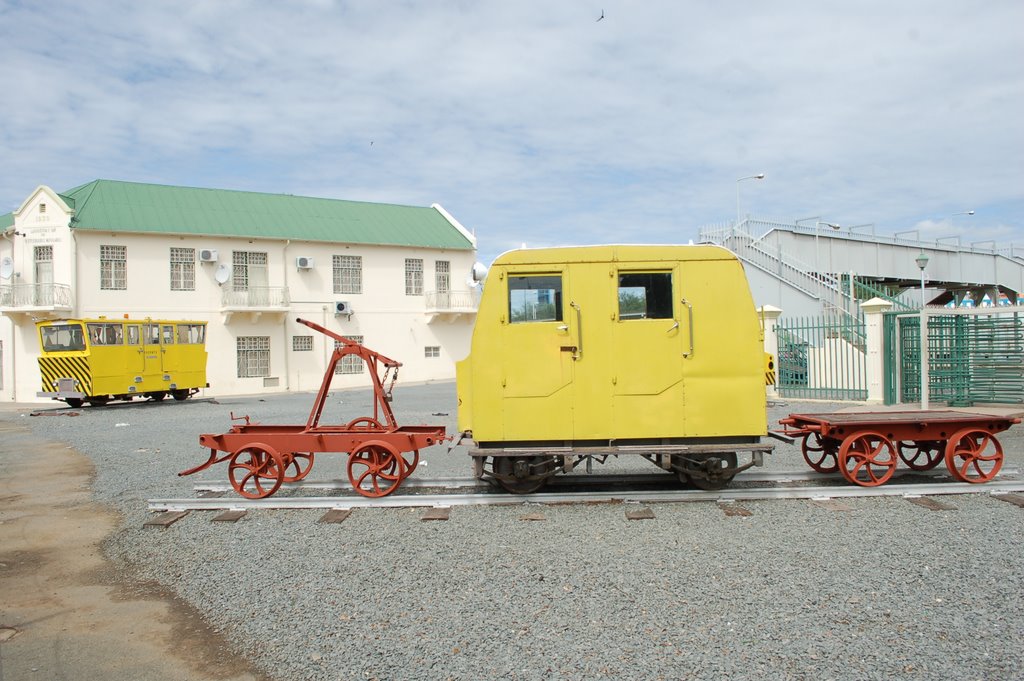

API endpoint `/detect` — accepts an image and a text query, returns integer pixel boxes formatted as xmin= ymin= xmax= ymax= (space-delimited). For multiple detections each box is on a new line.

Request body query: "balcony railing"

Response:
xmin=425 ymin=289 xmax=479 ymax=313
xmin=220 ymin=285 xmax=290 ymax=309
xmin=0 ymin=283 xmax=74 ymax=310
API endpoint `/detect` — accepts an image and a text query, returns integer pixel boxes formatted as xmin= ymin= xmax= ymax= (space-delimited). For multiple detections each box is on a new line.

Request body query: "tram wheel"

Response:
xmin=149 ymin=392 xmax=167 ymax=402
xmin=281 ymin=452 xmax=315 ymax=482
xmin=945 ymin=429 xmax=1003 ymax=483
xmin=679 ymin=452 xmax=739 ymax=490
xmin=171 ymin=389 xmax=190 ymax=401
xmin=65 ymin=398 xmax=84 ymax=408
xmin=897 ymin=440 xmax=944 ymax=471
xmin=838 ymin=431 xmax=897 ymax=487
xmin=347 ymin=442 xmax=405 ymax=498
xmin=493 ymin=456 xmax=554 ymax=494
xmin=801 ymin=433 xmax=840 ymax=473
xmin=228 ymin=443 xmax=285 ymax=499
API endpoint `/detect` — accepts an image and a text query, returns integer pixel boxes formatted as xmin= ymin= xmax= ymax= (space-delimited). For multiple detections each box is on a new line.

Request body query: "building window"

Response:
xmin=232 ymin=251 xmax=268 ymax=291
xmin=170 ymin=247 xmax=195 ymax=291
xmin=39 ymin=203 xmax=47 ymax=214
xmin=425 ymin=345 xmax=440 ymax=358
xmin=100 ymin=245 xmax=127 ymax=290
xmin=333 ymin=255 xmax=362 ymax=294
xmin=405 ymin=258 xmax=423 ymax=295
xmin=237 ymin=336 xmax=270 ymax=378
xmin=435 ymin=260 xmax=450 ymax=293
xmin=35 ymin=245 xmax=53 ymax=262
xmin=335 ymin=336 xmax=364 ymax=374
xmin=292 ymin=335 xmax=313 ymax=352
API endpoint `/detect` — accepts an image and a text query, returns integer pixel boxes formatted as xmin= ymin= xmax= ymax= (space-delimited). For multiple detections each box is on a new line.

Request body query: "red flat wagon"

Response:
xmin=180 ymin=318 xmax=447 ymax=498
xmin=779 ymin=410 xmax=1021 ymax=487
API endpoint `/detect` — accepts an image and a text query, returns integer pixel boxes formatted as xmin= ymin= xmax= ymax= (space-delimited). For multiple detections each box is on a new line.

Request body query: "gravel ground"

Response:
xmin=5 ymin=384 xmax=1024 ymax=681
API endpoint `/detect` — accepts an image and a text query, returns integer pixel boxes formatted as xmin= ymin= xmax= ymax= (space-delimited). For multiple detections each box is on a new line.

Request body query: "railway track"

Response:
xmin=149 ymin=468 xmax=1024 ymax=512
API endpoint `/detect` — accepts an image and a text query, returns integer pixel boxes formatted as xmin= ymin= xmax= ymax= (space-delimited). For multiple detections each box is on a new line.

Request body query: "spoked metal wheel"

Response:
xmin=801 ymin=433 xmax=840 ymax=473
xmin=944 ymin=429 xmax=1004 ymax=483
xmin=280 ymin=452 xmax=315 ymax=482
xmin=345 ymin=417 xmax=385 ymax=431
xmin=838 ymin=431 xmax=897 ymax=487
xmin=347 ymin=441 xmax=406 ymax=497
xmin=492 ymin=456 xmax=555 ymax=494
xmin=678 ymin=452 xmax=739 ymax=490
xmin=228 ymin=443 xmax=285 ymax=499
xmin=897 ymin=440 xmax=945 ymax=471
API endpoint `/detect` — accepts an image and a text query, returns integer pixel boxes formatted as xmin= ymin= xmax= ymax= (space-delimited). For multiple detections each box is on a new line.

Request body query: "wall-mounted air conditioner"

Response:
xmin=335 ymin=301 xmax=353 ymax=316
xmin=199 ymin=249 xmax=218 ymax=263
xmin=296 ymin=256 xmax=315 ymax=270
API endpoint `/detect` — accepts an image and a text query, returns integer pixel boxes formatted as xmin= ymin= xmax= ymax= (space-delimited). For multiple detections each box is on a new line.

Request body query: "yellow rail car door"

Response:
xmin=160 ymin=323 xmax=177 ymax=376
xmin=142 ymin=323 xmax=162 ymax=387
xmin=499 ymin=269 xmax=575 ymax=441
xmin=608 ymin=265 xmax=686 ymax=439
xmin=126 ymin=323 xmax=144 ymax=375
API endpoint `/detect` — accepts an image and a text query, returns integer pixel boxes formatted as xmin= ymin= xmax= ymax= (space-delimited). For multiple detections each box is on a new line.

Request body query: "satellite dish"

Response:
xmin=0 ymin=257 xmax=13 ymax=280
xmin=214 ymin=263 xmax=231 ymax=284
xmin=467 ymin=261 xmax=488 ymax=287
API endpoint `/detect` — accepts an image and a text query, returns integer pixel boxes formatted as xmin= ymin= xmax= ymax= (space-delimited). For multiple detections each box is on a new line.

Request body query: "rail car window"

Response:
xmin=126 ymin=325 xmax=140 ymax=345
xmin=509 ymin=275 xmax=563 ymax=323
xmin=87 ymin=323 xmax=124 ymax=345
xmin=40 ymin=324 xmax=85 ymax=352
xmin=144 ymin=324 xmax=160 ymax=345
xmin=618 ymin=272 xmax=673 ymax=320
xmin=177 ymin=324 xmax=206 ymax=344
xmin=162 ymin=325 xmax=175 ymax=344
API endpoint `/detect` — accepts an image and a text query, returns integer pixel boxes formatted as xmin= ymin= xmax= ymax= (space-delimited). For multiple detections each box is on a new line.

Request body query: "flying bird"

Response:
xmin=597 ymin=9 xmax=604 ymax=21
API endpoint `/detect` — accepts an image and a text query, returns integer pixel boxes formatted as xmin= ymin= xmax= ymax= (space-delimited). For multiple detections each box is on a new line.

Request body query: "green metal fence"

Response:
xmin=777 ymin=313 xmax=867 ymax=401
xmin=883 ymin=310 xmax=1024 ymax=405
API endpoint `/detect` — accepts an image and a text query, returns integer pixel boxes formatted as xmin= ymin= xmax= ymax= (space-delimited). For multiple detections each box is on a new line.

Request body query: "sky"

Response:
xmin=1 ymin=0 xmax=1022 ymax=267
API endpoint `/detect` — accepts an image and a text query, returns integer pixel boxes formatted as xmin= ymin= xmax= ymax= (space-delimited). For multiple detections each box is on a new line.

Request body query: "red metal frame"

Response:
xmin=181 ymin=317 xmax=447 ymax=498
xmin=779 ymin=410 xmax=1020 ymax=487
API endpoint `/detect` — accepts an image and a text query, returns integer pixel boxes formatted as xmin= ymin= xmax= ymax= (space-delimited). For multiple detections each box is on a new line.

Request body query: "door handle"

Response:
xmin=570 ymin=301 xmax=582 ymax=360
xmin=668 ymin=321 xmax=680 ymax=333
xmin=681 ymin=298 xmax=694 ymax=358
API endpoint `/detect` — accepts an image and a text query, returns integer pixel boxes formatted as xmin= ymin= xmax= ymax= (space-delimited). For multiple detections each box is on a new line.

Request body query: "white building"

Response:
xmin=0 ymin=180 xmax=481 ymax=403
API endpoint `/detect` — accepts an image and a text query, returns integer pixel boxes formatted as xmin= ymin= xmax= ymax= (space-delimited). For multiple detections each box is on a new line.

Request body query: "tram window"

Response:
xmin=40 ymin=324 xmax=85 ymax=352
xmin=162 ymin=325 xmax=175 ymax=344
xmin=126 ymin=326 xmax=140 ymax=345
xmin=144 ymin=324 xmax=160 ymax=344
xmin=618 ymin=272 xmax=673 ymax=320
xmin=509 ymin=275 xmax=563 ymax=323
xmin=87 ymin=323 xmax=124 ymax=345
xmin=177 ymin=324 xmax=206 ymax=344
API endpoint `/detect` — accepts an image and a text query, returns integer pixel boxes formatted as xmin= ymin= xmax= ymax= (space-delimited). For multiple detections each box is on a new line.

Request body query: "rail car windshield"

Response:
xmin=509 ymin=275 xmax=563 ymax=323
xmin=40 ymin=324 xmax=86 ymax=352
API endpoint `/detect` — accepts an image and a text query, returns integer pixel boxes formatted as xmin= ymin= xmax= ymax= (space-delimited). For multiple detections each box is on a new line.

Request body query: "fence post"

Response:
xmin=860 ymin=297 xmax=894 ymax=404
xmin=758 ymin=305 xmax=783 ymax=399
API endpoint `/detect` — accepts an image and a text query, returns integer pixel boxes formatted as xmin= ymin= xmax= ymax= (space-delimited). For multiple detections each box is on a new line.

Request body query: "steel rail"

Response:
xmin=191 ymin=467 xmax=1013 ymax=494
xmin=151 ymin=479 xmax=1024 ymax=512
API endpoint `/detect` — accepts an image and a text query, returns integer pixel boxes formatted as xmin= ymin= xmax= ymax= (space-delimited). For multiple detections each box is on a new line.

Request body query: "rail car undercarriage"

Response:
xmin=468 ymin=441 xmax=774 ymax=494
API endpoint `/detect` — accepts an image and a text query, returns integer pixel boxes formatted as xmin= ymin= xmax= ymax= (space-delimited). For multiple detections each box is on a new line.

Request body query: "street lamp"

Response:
xmin=815 ymin=221 xmax=840 ymax=273
xmin=949 ymin=210 xmax=974 ymax=230
xmin=736 ymin=173 xmax=765 ymax=225
xmin=915 ymin=251 xmax=929 ymax=307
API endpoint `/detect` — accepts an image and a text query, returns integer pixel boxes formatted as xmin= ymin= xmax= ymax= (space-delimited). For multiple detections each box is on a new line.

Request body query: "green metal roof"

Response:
xmin=12 ymin=180 xmax=474 ymax=250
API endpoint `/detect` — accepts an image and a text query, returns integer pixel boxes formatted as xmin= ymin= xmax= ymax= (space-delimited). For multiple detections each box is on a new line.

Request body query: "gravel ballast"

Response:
xmin=5 ymin=383 xmax=1024 ymax=681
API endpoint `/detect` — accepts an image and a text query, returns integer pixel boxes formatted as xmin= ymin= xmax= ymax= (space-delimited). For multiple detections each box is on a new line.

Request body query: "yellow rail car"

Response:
xmin=456 ymin=245 xmax=774 ymax=492
xmin=36 ymin=318 xmax=208 ymax=407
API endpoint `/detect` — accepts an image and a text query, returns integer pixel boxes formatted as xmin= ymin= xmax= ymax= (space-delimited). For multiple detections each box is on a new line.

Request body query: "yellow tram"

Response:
xmin=456 ymin=244 xmax=773 ymax=492
xmin=36 ymin=317 xmax=208 ymax=407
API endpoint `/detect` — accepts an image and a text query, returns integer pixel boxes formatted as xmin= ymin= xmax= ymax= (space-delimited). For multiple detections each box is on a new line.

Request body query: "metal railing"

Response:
xmin=220 ymin=286 xmax=290 ymax=308
xmin=0 ymin=283 xmax=74 ymax=308
xmin=425 ymin=290 xmax=479 ymax=312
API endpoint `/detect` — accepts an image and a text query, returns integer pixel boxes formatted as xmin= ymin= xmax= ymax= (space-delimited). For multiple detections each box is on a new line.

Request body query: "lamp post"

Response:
xmin=950 ymin=210 xmax=974 ymax=227
xmin=915 ymin=251 xmax=929 ymax=308
xmin=815 ymin=221 xmax=840 ymax=274
xmin=736 ymin=173 xmax=765 ymax=225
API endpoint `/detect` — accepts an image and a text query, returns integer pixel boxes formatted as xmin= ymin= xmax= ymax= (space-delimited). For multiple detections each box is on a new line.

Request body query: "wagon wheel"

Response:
xmin=389 ymin=449 xmax=419 ymax=478
xmin=944 ymin=428 xmax=1004 ymax=483
xmin=492 ymin=456 xmax=555 ymax=494
xmin=228 ymin=443 xmax=285 ymax=499
xmin=897 ymin=440 xmax=945 ymax=471
xmin=171 ymin=389 xmax=190 ymax=401
xmin=801 ymin=432 xmax=840 ymax=473
xmin=347 ymin=441 xmax=406 ymax=498
xmin=838 ymin=431 xmax=897 ymax=487
xmin=345 ymin=417 xmax=385 ymax=431
xmin=280 ymin=452 xmax=315 ymax=482
xmin=678 ymin=452 xmax=739 ymax=490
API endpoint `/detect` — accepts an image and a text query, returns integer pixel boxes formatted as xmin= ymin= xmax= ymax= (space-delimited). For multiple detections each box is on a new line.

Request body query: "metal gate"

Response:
xmin=884 ymin=307 xmax=1024 ymax=405
xmin=777 ymin=312 xmax=867 ymax=400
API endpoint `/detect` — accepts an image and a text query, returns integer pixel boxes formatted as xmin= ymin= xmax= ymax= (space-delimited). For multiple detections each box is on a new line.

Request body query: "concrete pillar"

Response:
xmin=860 ymin=297 xmax=894 ymax=404
xmin=757 ymin=305 xmax=782 ymax=399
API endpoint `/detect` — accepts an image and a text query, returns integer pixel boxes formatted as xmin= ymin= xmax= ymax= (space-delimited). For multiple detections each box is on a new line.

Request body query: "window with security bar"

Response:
xmin=237 ymin=336 xmax=271 ymax=378
xmin=100 ymin=245 xmax=127 ymax=290
xmin=232 ymin=251 xmax=268 ymax=291
xmin=425 ymin=345 xmax=440 ymax=358
xmin=292 ymin=335 xmax=313 ymax=352
xmin=334 ymin=336 xmax=364 ymax=374
xmin=405 ymin=258 xmax=423 ymax=295
xmin=170 ymin=247 xmax=195 ymax=291
xmin=333 ymin=255 xmax=362 ymax=294
xmin=435 ymin=260 xmax=450 ymax=293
